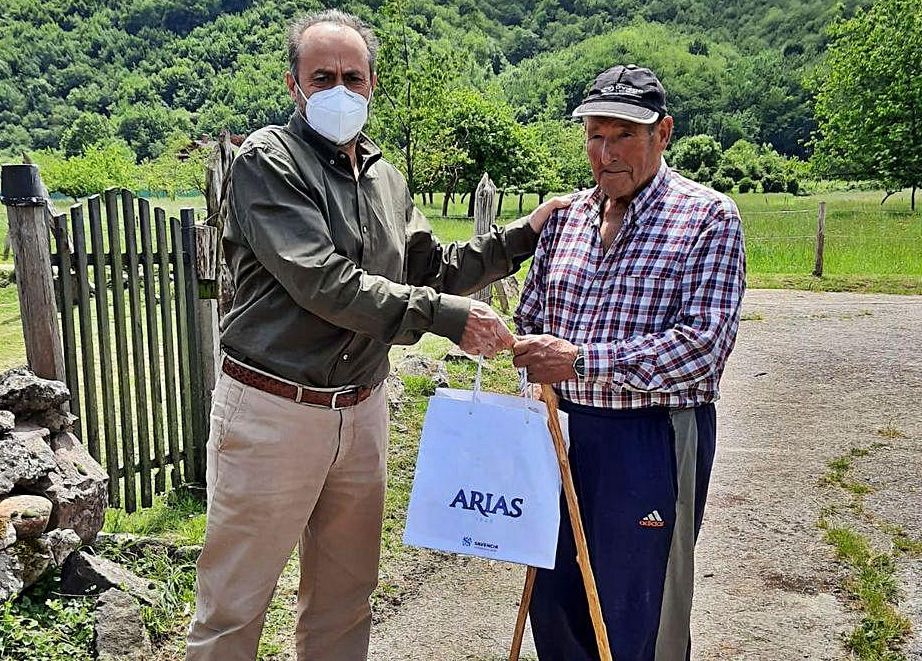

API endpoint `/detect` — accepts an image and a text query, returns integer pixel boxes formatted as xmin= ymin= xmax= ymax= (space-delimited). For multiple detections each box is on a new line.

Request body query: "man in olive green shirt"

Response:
xmin=186 ymin=10 xmax=568 ymax=661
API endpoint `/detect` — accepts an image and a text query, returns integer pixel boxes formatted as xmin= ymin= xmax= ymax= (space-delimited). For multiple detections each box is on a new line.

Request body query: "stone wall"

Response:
xmin=0 ymin=367 xmax=108 ymax=601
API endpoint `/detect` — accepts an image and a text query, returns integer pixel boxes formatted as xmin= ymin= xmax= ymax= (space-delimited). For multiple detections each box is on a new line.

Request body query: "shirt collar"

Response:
xmin=286 ymin=111 xmax=382 ymax=178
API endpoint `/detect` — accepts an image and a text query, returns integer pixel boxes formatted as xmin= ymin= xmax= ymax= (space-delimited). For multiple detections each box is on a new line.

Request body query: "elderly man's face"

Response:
xmin=585 ymin=115 xmax=673 ymax=202
xmin=285 ymin=22 xmax=375 ymax=106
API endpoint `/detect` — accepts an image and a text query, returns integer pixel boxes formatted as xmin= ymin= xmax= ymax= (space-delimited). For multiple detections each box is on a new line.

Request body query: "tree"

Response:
xmin=60 ymin=112 xmax=114 ymax=157
xmin=669 ymin=134 xmax=723 ymax=180
xmin=528 ymin=119 xmax=592 ymax=192
xmin=440 ymin=89 xmax=541 ymax=216
xmin=34 ymin=142 xmax=138 ymax=201
xmin=371 ymin=0 xmax=465 ymax=196
xmin=812 ymin=0 xmax=922 ymax=209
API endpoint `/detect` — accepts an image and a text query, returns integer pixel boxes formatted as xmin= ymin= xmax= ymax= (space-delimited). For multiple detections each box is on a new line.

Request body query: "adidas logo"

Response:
xmin=639 ymin=510 xmax=665 ymax=528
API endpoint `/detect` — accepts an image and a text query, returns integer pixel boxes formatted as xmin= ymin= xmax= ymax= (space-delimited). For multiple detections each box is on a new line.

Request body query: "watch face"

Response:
xmin=574 ymin=354 xmax=586 ymax=377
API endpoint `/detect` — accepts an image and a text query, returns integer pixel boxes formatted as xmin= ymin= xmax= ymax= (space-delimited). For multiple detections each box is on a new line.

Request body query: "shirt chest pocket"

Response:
xmin=607 ymin=265 xmax=683 ymax=332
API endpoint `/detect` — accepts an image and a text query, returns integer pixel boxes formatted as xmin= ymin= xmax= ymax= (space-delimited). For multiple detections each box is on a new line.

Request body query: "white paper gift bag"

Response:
xmin=403 ymin=386 xmax=566 ymax=569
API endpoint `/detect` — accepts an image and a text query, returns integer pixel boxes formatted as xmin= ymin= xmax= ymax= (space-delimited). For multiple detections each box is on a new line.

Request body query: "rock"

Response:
xmin=92 ymin=532 xmax=169 ymax=558
xmin=36 ymin=432 xmax=107 ymax=544
xmin=92 ymin=533 xmax=201 ymax=564
xmin=0 ymin=410 xmax=14 ymax=435
xmin=0 ymin=368 xmax=70 ymax=416
xmin=0 ymin=424 xmax=57 ymax=494
xmin=1 ymin=517 xmax=15 ymax=550
xmin=395 ymin=355 xmax=450 ymax=388
xmin=94 ymin=589 xmax=153 ymax=660
xmin=11 ymin=536 xmax=52 ymax=589
xmin=61 ymin=551 xmax=161 ymax=604
xmin=24 ymin=408 xmax=78 ymax=433
xmin=443 ymin=346 xmax=477 ymax=362
xmin=0 ymin=494 xmax=53 ymax=539
xmin=385 ymin=374 xmax=406 ymax=411
xmin=44 ymin=528 xmax=81 ymax=567
xmin=174 ymin=545 xmax=202 ymax=564
xmin=0 ymin=550 xmax=23 ymax=601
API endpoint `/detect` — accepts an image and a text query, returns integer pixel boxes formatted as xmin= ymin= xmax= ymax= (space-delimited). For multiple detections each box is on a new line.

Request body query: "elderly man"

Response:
xmin=513 ymin=65 xmax=746 ymax=660
xmin=186 ymin=10 xmax=567 ymax=660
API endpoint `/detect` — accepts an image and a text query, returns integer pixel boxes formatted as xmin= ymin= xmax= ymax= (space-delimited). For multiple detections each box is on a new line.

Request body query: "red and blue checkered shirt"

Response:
xmin=514 ymin=161 xmax=746 ymax=409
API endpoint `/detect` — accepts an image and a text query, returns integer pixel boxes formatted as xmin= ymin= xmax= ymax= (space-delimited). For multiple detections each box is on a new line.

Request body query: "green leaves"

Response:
xmin=812 ymin=0 xmax=922 ymax=195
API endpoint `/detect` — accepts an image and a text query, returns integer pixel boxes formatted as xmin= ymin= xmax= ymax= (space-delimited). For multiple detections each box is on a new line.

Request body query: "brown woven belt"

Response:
xmin=221 ymin=357 xmax=374 ymax=410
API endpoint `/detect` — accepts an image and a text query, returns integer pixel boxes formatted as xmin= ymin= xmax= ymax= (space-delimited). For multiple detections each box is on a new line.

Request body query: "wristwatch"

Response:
xmin=572 ymin=346 xmax=586 ymax=378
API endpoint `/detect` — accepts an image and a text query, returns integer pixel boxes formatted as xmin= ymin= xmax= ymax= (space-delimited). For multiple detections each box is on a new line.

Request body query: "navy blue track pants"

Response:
xmin=529 ymin=402 xmax=716 ymax=661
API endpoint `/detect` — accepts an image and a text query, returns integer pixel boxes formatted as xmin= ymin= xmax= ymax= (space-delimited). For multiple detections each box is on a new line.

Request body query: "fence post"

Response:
xmin=205 ymin=131 xmax=236 ymax=318
xmin=813 ymin=201 xmax=826 ymax=277
xmin=473 ymin=173 xmax=496 ymax=304
xmin=0 ymin=164 xmax=66 ymax=381
xmin=181 ymin=209 xmax=220 ymax=486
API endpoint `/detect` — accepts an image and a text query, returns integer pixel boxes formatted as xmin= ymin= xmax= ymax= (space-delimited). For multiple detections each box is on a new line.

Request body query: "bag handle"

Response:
xmin=473 ymin=354 xmax=484 ymax=404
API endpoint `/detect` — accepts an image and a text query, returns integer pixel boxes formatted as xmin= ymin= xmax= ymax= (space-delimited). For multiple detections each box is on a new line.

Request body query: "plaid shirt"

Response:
xmin=514 ymin=161 xmax=746 ymax=409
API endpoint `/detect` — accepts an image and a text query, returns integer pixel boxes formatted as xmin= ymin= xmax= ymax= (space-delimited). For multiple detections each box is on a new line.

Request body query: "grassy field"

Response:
xmin=0 ymin=188 xmax=920 ymax=370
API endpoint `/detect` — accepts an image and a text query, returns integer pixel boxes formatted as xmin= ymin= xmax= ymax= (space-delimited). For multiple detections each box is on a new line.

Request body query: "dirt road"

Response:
xmin=367 ymin=289 xmax=922 ymax=660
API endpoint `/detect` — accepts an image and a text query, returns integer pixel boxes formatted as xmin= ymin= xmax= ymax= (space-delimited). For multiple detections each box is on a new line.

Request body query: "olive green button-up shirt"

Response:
xmin=220 ymin=112 xmax=538 ymax=388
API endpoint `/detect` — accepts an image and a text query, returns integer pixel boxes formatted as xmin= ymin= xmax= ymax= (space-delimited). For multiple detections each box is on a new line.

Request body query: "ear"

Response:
xmin=285 ymin=70 xmax=299 ymax=104
xmin=657 ymin=115 xmax=674 ymax=150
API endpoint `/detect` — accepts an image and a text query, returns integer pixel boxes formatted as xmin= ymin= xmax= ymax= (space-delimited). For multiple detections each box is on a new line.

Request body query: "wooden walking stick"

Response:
xmin=509 ymin=385 xmax=613 ymax=661
xmin=509 ymin=565 xmax=536 ymax=661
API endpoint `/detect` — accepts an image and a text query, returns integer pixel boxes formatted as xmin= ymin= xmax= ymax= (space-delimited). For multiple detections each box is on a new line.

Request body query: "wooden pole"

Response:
xmin=473 ymin=173 xmax=496 ymax=304
xmin=205 ymin=131 xmax=235 ymax=318
xmin=813 ymin=201 xmax=826 ymax=277
xmin=1 ymin=164 xmax=66 ymax=381
xmin=508 ymin=565 xmax=537 ymax=661
xmin=541 ymin=384 xmax=613 ymax=661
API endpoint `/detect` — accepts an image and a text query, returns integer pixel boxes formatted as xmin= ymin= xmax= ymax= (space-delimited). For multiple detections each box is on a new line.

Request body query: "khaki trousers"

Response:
xmin=186 ymin=373 xmax=388 ymax=660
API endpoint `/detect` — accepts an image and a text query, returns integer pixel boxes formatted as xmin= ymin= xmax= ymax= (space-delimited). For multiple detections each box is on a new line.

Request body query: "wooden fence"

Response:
xmin=2 ymin=164 xmax=219 ymax=512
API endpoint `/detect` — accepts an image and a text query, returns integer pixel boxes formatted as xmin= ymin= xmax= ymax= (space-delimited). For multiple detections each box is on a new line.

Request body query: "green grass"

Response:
xmin=819 ymin=442 xmax=913 ymax=659
xmin=736 ymin=190 xmax=921 ymax=277
xmin=821 ymin=524 xmax=911 ymax=660
xmin=0 ymin=284 xmax=25 ymax=370
xmin=103 ymin=489 xmax=206 ymax=546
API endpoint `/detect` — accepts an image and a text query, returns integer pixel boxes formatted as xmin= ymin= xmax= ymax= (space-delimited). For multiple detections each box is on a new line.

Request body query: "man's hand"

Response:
xmin=527 ymin=195 xmax=574 ymax=234
xmin=458 ymin=300 xmax=515 ymax=358
xmin=513 ymin=334 xmax=579 ymax=384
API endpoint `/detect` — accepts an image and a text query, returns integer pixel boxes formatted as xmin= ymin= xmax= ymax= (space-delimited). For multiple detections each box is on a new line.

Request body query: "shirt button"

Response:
xmin=342 ymin=354 xmax=350 ymax=361
xmin=329 ymin=159 xmax=335 ymax=165
xmin=362 ymin=225 xmax=368 ymax=233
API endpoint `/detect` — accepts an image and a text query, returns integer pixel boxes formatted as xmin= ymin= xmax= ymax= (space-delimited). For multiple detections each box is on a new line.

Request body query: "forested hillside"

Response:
xmin=0 ymin=0 xmax=874 ymax=197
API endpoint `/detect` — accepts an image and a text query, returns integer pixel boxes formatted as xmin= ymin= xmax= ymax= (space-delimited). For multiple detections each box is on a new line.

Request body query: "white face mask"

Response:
xmin=296 ymin=83 xmax=369 ymax=145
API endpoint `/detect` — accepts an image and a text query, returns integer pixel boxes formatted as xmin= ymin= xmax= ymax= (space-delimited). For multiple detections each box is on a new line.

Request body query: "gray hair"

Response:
xmin=287 ymin=10 xmax=379 ymax=79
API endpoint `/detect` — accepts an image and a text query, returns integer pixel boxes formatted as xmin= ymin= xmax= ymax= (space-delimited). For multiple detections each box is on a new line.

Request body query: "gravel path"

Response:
xmin=367 ymin=289 xmax=922 ymax=660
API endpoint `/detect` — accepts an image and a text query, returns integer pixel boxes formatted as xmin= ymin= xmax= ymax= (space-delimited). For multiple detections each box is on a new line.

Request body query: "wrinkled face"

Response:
xmin=285 ymin=22 xmax=376 ymax=108
xmin=585 ymin=115 xmax=673 ymax=202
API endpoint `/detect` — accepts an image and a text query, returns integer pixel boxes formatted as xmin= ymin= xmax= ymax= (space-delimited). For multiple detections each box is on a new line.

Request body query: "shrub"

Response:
xmin=710 ymin=174 xmax=734 ymax=193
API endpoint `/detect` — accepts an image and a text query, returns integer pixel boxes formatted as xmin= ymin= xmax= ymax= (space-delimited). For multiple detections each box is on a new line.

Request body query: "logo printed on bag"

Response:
xmin=449 ymin=489 xmax=525 ymax=518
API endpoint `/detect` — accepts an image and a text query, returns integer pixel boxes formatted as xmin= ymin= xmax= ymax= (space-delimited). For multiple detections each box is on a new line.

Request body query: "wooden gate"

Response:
xmin=3 ymin=164 xmax=219 ymax=512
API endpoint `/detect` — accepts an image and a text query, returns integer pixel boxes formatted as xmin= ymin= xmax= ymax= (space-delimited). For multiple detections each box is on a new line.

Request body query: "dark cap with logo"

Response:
xmin=572 ymin=64 xmax=667 ymax=124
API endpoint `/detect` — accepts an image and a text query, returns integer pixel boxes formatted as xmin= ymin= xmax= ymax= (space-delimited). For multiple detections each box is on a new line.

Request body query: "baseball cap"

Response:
xmin=572 ymin=65 xmax=667 ymax=124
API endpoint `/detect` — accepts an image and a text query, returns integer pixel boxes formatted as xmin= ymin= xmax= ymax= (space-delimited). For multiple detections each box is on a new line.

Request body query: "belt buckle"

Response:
xmin=330 ymin=387 xmax=358 ymax=410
